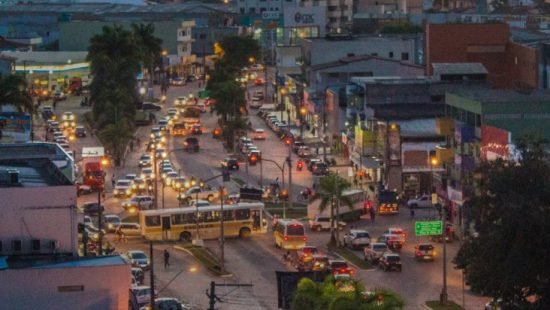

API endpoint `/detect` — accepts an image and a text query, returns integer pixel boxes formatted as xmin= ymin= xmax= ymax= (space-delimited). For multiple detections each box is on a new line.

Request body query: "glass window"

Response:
xmin=235 ymin=209 xmax=250 ymax=220
xmin=389 ymin=52 xmax=394 ymax=58
xmin=145 ymin=215 xmax=161 ymax=227
xmin=223 ymin=210 xmax=234 ymax=221
xmin=401 ymin=53 xmax=409 ymax=61
xmin=286 ymin=224 xmax=305 ymax=236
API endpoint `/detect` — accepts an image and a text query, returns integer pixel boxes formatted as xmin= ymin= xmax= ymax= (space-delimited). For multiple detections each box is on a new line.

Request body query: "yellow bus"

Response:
xmin=139 ymin=202 xmax=267 ymax=241
xmin=274 ymin=219 xmax=307 ymax=250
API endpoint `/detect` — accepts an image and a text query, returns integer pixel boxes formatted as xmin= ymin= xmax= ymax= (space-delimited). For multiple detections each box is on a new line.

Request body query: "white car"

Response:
xmin=113 ymin=179 xmax=132 ymax=197
xmin=407 ymin=194 xmax=434 ymax=208
xmin=343 ymin=229 xmax=371 ymax=249
xmin=126 ymin=250 xmax=150 ymax=269
xmin=309 ymin=216 xmax=346 ymax=232
xmin=253 ymin=128 xmax=266 ymax=140
xmin=178 ymin=186 xmax=220 ymax=203
xmin=123 ymin=195 xmax=155 ymax=211
xmin=363 ymin=243 xmax=391 ymax=263
xmin=62 ymin=111 xmax=75 ymax=121
xmin=189 ymin=199 xmax=210 ymax=208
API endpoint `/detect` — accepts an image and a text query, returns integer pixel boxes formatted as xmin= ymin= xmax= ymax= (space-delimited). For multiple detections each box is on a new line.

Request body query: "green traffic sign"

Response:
xmin=415 ymin=221 xmax=443 ymax=236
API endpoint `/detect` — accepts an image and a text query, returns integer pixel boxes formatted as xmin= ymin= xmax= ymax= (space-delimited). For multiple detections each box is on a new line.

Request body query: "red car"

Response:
xmin=254 ymin=78 xmax=265 ymax=86
xmin=329 ymin=260 xmax=354 ymax=278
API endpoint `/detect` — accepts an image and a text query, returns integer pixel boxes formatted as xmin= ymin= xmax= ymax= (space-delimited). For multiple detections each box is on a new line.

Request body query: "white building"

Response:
xmin=0 ymin=143 xmax=131 ymax=310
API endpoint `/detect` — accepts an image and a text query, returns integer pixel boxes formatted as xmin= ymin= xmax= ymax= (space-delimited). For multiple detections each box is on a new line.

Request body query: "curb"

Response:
xmin=173 ymin=245 xmax=233 ymax=278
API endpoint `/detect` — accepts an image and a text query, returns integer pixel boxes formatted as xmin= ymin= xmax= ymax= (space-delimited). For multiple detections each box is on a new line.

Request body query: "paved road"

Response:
xmin=45 ymin=73 xmax=489 ymax=309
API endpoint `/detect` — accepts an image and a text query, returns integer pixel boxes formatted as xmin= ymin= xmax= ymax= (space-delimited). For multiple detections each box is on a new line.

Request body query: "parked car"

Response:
xmin=343 ymin=230 xmax=371 ymax=249
xmin=131 ymin=285 xmax=154 ymax=305
xmin=131 ymin=267 xmax=145 ymax=285
xmin=414 ymin=243 xmax=436 ymax=261
xmin=183 ymin=137 xmax=199 ymax=152
xmin=126 ymin=250 xmax=151 ymax=269
xmin=363 ymin=243 xmax=391 ymax=264
xmin=221 ymin=158 xmax=239 ymax=170
xmin=309 ymin=216 xmax=346 ymax=232
xmin=379 ymin=253 xmax=402 ymax=272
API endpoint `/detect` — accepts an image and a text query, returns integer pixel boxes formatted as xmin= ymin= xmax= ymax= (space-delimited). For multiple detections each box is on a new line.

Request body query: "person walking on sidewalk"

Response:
xmin=164 ymin=249 xmax=170 ymax=269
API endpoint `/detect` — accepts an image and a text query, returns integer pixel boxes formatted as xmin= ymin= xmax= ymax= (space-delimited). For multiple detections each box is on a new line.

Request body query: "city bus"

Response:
xmin=274 ymin=219 xmax=307 ymax=250
xmin=138 ymin=202 xmax=266 ymax=241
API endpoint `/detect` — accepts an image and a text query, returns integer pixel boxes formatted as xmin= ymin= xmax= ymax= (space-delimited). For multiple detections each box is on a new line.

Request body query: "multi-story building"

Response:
xmin=441 ymin=89 xmax=550 ymax=236
xmin=426 ymin=22 xmax=539 ymax=89
xmin=0 ymin=143 xmax=130 ymax=310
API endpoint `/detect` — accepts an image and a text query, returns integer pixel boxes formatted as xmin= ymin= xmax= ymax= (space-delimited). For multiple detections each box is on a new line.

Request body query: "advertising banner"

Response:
xmin=0 ymin=112 xmax=31 ymax=143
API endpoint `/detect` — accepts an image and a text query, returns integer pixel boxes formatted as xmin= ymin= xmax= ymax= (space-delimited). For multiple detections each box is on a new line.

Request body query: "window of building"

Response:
xmin=341 ymin=16 xmax=348 ymax=22
xmin=328 ymin=5 xmax=337 ymax=11
xmin=240 ymin=8 xmax=245 ymax=13
xmin=250 ymin=7 xmax=256 ymax=13
xmin=329 ymin=17 xmax=337 ymax=23
xmin=260 ymin=7 xmax=267 ymax=12
xmin=371 ymin=53 xmax=378 ymax=56
xmin=401 ymin=52 xmax=409 ymax=61
xmin=199 ymin=34 xmax=206 ymax=39
xmin=389 ymin=52 xmax=394 ymax=58
xmin=328 ymin=72 xmax=339 ymax=78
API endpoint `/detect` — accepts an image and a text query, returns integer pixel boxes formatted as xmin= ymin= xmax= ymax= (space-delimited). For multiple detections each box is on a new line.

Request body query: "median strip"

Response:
xmin=174 ymin=244 xmax=232 ymax=277
xmin=328 ymin=245 xmax=372 ymax=270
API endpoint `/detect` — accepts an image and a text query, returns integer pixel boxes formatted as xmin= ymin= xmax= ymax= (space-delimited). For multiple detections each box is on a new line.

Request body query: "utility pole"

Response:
xmin=97 ymin=186 xmax=103 ymax=256
xmin=149 ymin=241 xmax=156 ymax=310
xmin=219 ymin=186 xmax=225 ymax=274
xmin=287 ymin=132 xmax=293 ymax=217
xmin=153 ymin=146 xmax=158 ymax=209
xmin=207 ymin=281 xmax=216 ymax=310
xmin=440 ymin=205 xmax=448 ymax=304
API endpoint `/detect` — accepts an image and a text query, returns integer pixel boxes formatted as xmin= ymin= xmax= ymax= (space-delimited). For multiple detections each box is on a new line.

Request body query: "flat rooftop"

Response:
xmin=449 ymin=89 xmax=550 ymax=103
xmin=0 ymin=143 xmax=74 ymax=187
xmin=2 ymin=254 xmax=127 ymax=270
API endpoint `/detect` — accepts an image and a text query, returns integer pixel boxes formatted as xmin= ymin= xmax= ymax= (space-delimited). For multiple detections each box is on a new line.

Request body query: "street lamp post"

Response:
xmin=430 ymin=156 xmax=448 ymax=305
xmin=219 ymin=186 xmax=226 ymax=274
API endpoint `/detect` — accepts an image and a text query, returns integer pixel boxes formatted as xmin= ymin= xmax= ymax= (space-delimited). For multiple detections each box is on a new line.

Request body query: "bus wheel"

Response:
xmin=239 ymin=227 xmax=251 ymax=238
xmin=179 ymin=232 xmax=192 ymax=242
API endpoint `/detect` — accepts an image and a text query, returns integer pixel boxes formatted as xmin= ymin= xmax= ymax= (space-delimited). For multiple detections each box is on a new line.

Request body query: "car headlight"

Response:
xmin=161 ymin=137 xmax=166 ymax=143
xmin=150 ymin=133 xmax=155 ymax=139
xmin=132 ymin=184 xmax=137 ymax=189
xmin=184 ymin=181 xmax=190 ymax=188
xmin=126 ymin=189 xmax=131 ymax=195
xmin=141 ymin=174 xmax=145 ymax=179
xmin=162 ymin=152 xmax=167 ymax=158
xmin=139 ymin=184 xmax=145 ymax=189
xmin=114 ymin=189 xmax=119 ymax=194
xmin=108 ymin=224 xmax=113 ymax=228
xmin=166 ymin=177 xmax=171 ymax=183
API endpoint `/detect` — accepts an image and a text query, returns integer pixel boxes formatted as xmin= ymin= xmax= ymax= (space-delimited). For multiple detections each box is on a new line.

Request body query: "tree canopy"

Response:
xmin=0 ymin=74 xmax=34 ymax=114
xmin=454 ymin=137 xmax=550 ymax=308
xmin=309 ymin=174 xmax=353 ymax=246
xmin=292 ymin=277 xmax=404 ymax=310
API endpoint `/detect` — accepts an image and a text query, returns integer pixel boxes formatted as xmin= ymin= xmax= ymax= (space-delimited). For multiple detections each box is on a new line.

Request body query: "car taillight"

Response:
xmin=302 ymin=236 xmax=307 ymax=242
xmin=283 ymin=235 xmax=289 ymax=241
xmin=184 ymin=142 xmax=188 ymax=146
xmin=348 ymin=268 xmax=354 ymax=275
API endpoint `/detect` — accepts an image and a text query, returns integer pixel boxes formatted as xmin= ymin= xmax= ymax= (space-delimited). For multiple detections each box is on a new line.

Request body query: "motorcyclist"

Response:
xmin=296 ymin=159 xmax=304 ymax=171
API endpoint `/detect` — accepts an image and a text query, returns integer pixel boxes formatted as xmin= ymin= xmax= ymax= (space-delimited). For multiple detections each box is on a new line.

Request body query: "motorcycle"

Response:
xmin=296 ymin=160 xmax=304 ymax=171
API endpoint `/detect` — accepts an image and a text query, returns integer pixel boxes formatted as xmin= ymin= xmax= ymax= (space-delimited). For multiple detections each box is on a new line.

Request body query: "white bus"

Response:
xmin=274 ymin=219 xmax=307 ymax=250
xmin=139 ymin=202 xmax=267 ymax=241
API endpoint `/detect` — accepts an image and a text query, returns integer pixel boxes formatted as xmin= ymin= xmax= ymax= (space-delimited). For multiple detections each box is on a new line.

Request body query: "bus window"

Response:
xmin=236 ymin=209 xmax=250 ymax=220
xmin=252 ymin=210 xmax=260 ymax=230
xmin=287 ymin=224 xmax=304 ymax=236
xmin=223 ymin=210 xmax=234 ymax=221
xmin=145 ymin=215 xmax=161 ymax=227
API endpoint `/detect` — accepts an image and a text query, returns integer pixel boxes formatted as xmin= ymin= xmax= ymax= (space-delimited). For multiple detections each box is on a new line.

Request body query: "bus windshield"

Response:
xmin=287 ymin=224 xmax=304 ymax=236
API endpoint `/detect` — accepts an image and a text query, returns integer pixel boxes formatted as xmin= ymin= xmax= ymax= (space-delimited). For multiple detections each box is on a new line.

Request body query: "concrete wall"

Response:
xmin=0 ymin=185 xmax=78 ymax=255
xmin=0 ymin=263 xmax=130 ymax=310
xmin=303 ymin=36 xmax=418 ymax=66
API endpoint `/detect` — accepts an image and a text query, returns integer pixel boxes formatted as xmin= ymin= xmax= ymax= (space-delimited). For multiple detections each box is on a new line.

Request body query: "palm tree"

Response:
xmin=309 ymin=174 xmax=353 ymax=247
xmin=0 ymin=74 xmax=34 ymax=114
xmin=98 ymin=118 xmax=135 ymax=167
xmin=87 ymin=25 xmax=141 ymax=128
xmin=131 ymin=23 xmax=163 ymax=91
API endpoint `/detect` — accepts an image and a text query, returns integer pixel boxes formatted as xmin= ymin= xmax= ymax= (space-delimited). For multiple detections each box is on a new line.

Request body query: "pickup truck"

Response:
xmin=407 ymin=194 xmax=433 ymax=208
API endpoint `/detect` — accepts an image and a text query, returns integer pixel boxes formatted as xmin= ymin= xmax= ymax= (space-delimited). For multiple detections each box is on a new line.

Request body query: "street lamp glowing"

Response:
xmin=101 ymin=158 xmax=109 ymax=166
xmin=300 ymin=107 xmax=307 ymax=116
xmin=161 ymin=50 xmax=168 ymax=56
xmin=431 ymin=157 xmax=439 ymax=166
xmin=248 ymin=57 xmax=255 ymax=64
xmin=280 ymin=87 xmax=287 ymax=96
xmin=139 ymin=87 xmax=146 ymax=95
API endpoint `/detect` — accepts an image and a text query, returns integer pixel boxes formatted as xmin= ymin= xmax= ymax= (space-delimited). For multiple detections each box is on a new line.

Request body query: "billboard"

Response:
xmin=283 ymin=6 xmax=326 ymax=29
xmin=480 ymin=125 xmax=511 ymax=161
xmin=0 ymin=112 xmax=31 ymax=143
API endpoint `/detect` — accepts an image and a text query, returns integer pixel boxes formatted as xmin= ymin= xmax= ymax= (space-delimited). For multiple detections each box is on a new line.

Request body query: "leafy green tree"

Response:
xmin=454 ymin=137 xmax=550 ymax=308
xmin=309 ymin=174 xmax=353 ymax=246
xmin=210 ymin=80 xmax=246 ymax=122
xmin=98 ymin=118 xmax=135 ymax=166
xmin=0 ymin=74 xmax=34 ymax=113
xmin=131 ymin=23 xmax=163 ymax=90
xmin=217 ymin=35 xmax=260 ymax=73
xmin=292 ymin=277 xmax=404 ymax=310
xmin=87 ymin=24 xmax=141 ymax=129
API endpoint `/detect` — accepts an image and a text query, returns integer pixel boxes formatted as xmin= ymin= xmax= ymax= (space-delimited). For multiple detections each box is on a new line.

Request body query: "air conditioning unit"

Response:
xmin=31 ymin=239 xmax=41 ymax=252
xmin=12 ymin=240 xmax=22 ymax=252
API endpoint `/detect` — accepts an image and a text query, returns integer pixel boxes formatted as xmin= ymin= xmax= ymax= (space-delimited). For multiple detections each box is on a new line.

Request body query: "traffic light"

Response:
xmin=222 ymin=171 xmax=231 ymax=182
xmin=280 ymin=189 xmax=289 ymax=199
